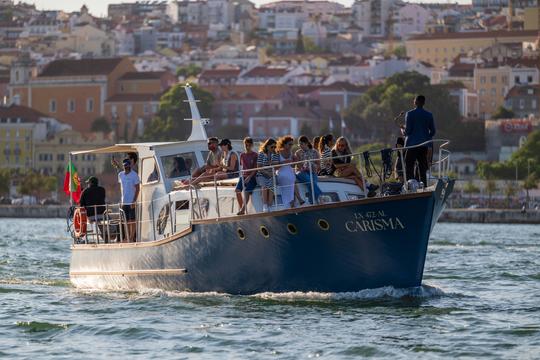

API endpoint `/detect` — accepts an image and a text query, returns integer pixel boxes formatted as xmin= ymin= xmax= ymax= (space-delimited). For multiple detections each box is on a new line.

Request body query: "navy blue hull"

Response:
xmin=70 ymin=180 xmax=454 ymax=294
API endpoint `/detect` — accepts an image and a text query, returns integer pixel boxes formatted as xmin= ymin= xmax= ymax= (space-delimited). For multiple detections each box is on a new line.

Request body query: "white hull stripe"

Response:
xmin=70 ymin=268 xmax=187 ymax=276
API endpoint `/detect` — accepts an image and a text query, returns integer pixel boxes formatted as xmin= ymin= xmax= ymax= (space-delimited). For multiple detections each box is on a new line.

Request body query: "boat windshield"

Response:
xmin=161 ymin=152 xmax=198 ymax=179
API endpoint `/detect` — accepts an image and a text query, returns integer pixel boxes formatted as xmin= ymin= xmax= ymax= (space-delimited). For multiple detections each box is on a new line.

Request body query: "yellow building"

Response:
xmin=405 ymin=30 xmax=538 ymax=68
xmin=524 ymin=7 xmax=539 ymax=31
xmin=34 ymin=129 xmax=114 ymax=176
xmin=0 ymin=104 xmax=49 ymax=170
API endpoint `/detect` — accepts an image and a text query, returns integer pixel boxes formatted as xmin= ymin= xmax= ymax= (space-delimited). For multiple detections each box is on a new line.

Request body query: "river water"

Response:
xmin=0 ymin=219 xmax=539 ymax=359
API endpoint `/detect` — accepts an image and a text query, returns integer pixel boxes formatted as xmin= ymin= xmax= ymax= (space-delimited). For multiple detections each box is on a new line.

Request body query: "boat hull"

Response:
xmin=70 ymin=180 xmax=454 ymax=294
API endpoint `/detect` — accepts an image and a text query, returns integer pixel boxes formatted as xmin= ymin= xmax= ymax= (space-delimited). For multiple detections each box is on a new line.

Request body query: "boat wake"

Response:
xmin=73 ymin=284 xmax=448 ymax=302
xmin=251 ymin=284 xmax=447 ymax=301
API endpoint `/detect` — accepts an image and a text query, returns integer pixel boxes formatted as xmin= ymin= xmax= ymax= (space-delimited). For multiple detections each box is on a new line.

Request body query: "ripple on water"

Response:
xmin=15 ymin=321 xmax=70 ymax=333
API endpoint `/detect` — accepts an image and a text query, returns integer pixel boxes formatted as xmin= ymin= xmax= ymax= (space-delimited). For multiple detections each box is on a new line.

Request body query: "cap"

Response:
xmin=85 ymin=176 xmax=98 ymax=185
xmin=218 ymin=139 xmax=231 ymax=146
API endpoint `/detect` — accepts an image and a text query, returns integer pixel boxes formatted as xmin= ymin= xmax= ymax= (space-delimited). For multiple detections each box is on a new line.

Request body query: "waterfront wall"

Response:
xmin=1 ymin=205 xmax=539 ymax=224
xmin=439 ymin=209 xmax=540 ymax=224
xmin=0 ymin=205 xmax=66 ymax=218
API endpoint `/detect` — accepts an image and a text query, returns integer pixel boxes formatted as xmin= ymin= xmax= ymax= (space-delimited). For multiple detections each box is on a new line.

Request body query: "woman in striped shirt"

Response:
xmin=318 ymin=134 xmax=335 ymax=176
xmin=256 ymin=138 xmax=280 ymax=212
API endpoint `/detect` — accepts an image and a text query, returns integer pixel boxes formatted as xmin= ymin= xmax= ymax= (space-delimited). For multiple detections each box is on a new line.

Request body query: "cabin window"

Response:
xmin=142 ymin=157 xmax=160 ymax=184
xmin=161 ymin=152 xmax=198 ymax=179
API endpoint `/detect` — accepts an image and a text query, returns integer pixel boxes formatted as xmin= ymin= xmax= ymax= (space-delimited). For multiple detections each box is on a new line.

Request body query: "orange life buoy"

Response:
xmin=73 ymin=207 xmax=88 ymax=238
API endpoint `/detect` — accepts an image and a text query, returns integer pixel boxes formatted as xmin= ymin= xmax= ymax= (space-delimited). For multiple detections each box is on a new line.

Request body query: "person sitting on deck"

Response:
xmin=182 ymin=137 xmax=222 ymax=186
xmin=332 ymin=137 xmax=379 ymax=196
xmin=169 ymin=156 xmax=189 ymax=178
xmin=295 ymin=135 xmax=321 ymax=205
xmin=318 ymin=134 xmax=334 ymax=176
xmin=209 ymin=139 xmax=239 ymax=181
xmin=236 ymin=137 xmax=258 ymax=215
xmin=79 ymin=176 xmax=106 ymax=220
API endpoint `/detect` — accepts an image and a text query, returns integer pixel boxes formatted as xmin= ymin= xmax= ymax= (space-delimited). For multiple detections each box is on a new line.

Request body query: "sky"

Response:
xmin=31 ymin=0 xmax=471 ymax=18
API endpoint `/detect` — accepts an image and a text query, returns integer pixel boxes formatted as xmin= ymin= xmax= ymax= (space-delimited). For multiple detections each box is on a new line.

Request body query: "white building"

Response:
xmin=352 ymin=0 xmax=398 ymax=36
xmin=393 ymin=4 xmax=430 ymax=38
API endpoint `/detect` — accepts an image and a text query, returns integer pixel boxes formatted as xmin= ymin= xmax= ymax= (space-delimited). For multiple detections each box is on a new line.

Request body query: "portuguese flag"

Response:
xmin=63 ymin=161 xmax=81 ymax=204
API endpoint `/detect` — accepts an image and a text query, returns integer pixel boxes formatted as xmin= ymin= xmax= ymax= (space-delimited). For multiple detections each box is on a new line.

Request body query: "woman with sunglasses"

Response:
xmin=256 ymin=138 xmax=280 ymax=212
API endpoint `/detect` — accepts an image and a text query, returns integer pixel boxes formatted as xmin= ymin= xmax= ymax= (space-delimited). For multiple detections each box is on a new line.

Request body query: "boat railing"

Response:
xmin=69 ymin=139 xmax=451 ymax=245
xmin=188 ymin=138 xmax=452 ymax=218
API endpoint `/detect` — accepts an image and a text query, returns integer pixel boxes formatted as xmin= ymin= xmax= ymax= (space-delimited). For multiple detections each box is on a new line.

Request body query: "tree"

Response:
xmin=176 ymin=64 xmax=202 ymax=78
xmin=0 ymin=169 xmax=10 ymax=196
xmin=485 ymin=179 xmax=497 ymax=208
xmin=142 ymin=84 xmax=214 ymax=141
xmin=344 ymin=71 xmax=464 ymax=147
xmin=90 ymin=116 xmax=111 ymax=133
xmin=295 ymin=28 xmax=304 ymax=54
xmin=463 ymin=180 xmax=480 ymax=203
xmin=492 ymin=106 xmax=514 ymax=119
xmin=503 ymin=181 xmax=517 ymax=208
xmin=17 ymin=171 xmax=57 ymax=201
xmin=478 ymin=130 xmax=540 ymax=180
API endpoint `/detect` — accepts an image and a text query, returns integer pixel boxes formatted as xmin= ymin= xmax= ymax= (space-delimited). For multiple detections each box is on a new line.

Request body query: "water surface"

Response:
xmin=1 ymin=219 xmax=539 ymax=358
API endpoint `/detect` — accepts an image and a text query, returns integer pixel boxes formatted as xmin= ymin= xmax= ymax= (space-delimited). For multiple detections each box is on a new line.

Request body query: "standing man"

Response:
xmin=402 ymin=95 xmax=436 ymax=186
xmin=118 ymin=158 xmax=140 ymax=242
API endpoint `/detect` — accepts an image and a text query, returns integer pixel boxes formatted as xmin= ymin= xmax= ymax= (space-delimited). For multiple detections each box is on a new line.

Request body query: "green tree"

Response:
xmin=463 ymin=180 xmax=480 ymax=202
xmin=176 ymin=64 xmax=202 ymax=78
xmin=17 ymin=171 xmax=57 ymax=201
xmin=303 ymin=37 xmax=324 ymax=54
xmin=344 ymin=71 xmax=465 ymax=147
xmin=90 ymin=116 xmax=111 ymax=133
xmin=0 ymin=168 xmax=11 ymax=196
xmin=142 ymin=84 xmax=214 ymax=141
xmin=295 ymin=28 xmax=304 ymax=54
xmin=492 ymin=106 xmax=514 ymax=119
xmin=503 ymin=181 xmax=517 ymax=208
xmin=485 ymin=179 xmax=497 ymax=208
xmin=478 ymin=130 xmax=540 ymax=180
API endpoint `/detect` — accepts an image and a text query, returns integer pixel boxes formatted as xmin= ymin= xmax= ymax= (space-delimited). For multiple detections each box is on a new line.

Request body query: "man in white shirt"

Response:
xmin=118 ymin=158 xmax=140 ymax=242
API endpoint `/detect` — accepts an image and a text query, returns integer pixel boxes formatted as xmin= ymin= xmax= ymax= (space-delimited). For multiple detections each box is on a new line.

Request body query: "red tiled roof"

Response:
xmin=505 ymin=84 xmax=540 ymax=99
xmin=119 ymin=71 xmax=167 ymax=80
xmin=199 ymin=68 xmax=241 ymax=79
xmin=39 ymin=57 xmax=126 ymax=77
xmin=408 ymin=30 xmax=538 ymax=41
xmin=242 ymin=66 xmax=289 ymax=78
xmin=320 ymin=81 xmax=368 ymax=93
xmin=0 ymin=104 xmax=48 ymax=122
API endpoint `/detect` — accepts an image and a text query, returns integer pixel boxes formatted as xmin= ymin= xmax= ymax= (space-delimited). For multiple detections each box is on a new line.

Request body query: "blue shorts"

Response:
xmin=121 ymin=204 xmax=136 ymax=221
xmin=236 ymin=176 xmax=257 ymax=193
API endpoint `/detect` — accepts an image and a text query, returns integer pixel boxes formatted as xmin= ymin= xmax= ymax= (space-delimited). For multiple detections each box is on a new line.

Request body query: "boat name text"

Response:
xmin=345 ymin=210 xmax=405 ymax=232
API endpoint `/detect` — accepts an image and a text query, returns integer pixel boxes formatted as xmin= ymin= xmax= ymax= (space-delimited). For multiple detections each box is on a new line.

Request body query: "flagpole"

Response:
xmin=69 ymin=152 xmax=73 ymax=207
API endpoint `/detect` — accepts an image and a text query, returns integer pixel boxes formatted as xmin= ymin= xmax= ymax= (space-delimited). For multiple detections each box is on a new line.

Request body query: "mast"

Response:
xmin=183 ymin=83 xmax=209 ymax=142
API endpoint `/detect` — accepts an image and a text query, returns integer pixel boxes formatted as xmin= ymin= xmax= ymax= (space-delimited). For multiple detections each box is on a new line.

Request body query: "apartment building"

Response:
xmin=405 ymin=30 xmax=538 ymax=67
xmin=9 ymin=56 xmax=136 ymax=133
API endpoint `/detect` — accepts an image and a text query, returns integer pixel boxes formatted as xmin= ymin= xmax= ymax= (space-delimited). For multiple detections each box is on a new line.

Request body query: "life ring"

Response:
xmin=73 ymin=207 xmax=88 ymax=238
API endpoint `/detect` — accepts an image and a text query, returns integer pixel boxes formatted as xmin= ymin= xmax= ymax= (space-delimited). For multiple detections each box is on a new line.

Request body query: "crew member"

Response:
xmin=118 ymin=158 xmax=140 ymax=242
xmin=402 ymin=95 xmax=436 ymax=186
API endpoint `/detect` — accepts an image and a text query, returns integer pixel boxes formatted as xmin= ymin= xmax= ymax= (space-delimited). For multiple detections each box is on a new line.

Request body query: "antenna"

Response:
xmin=183 ymin=83 xmax=209 ymax=142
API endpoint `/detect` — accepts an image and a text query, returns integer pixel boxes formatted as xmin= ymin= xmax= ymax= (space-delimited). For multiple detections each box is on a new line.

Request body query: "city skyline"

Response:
xmin=31 ymin=0 xmax=472 ymax=17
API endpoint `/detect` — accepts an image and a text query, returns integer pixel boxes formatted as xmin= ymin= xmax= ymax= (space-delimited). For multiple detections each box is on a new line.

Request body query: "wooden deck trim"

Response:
xmin=192 ymin=191 xmax=433 ymax=224
xmin=70 ymin=268 xmax=187 ymax=276
xmin=71 ymin=226 xmax=192 ymax=250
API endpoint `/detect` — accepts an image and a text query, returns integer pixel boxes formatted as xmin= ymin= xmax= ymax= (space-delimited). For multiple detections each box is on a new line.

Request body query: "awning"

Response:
xmin=70 ymin=144 xmax=138 ymax=155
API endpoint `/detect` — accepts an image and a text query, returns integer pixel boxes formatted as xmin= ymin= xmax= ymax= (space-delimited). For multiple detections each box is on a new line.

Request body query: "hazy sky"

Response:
xmin=31 ymin=0 xmax=471 ymax=18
